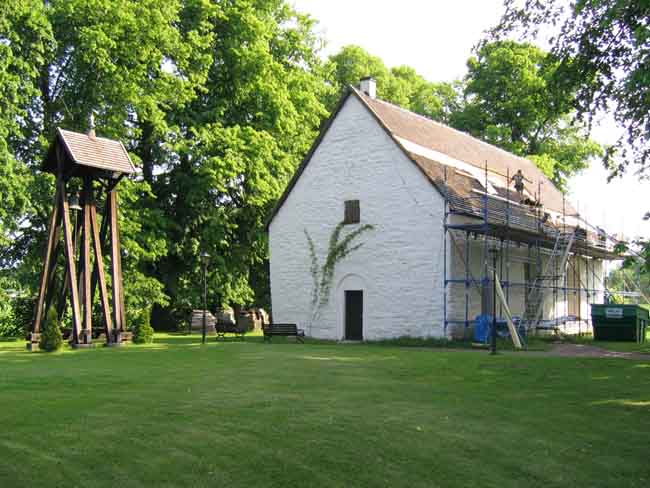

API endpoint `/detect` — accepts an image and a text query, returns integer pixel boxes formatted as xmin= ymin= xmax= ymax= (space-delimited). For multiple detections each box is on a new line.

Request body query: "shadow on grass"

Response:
xmin=153 ymin=333 xmax=269 ymax=347
xmin=365 ymin=335 xmax=552 ymax=352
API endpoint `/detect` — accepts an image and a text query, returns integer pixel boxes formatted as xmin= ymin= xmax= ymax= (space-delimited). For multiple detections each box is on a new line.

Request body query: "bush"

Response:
xmin=0 ymin=298 xmax=16 ymax=337
xmin=132 ymin=307 xmax=154 ymax=344
xmin=0 ymin=294 xmax=33 ymax=338
xmin=14 ymin=296 xmax=35 ymax=339
xmin=39 ymin=307 xmax=63 ymax=352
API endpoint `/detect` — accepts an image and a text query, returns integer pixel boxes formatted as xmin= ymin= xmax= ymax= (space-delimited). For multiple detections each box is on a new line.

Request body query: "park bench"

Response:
xmin=262 ymin=323 xmax=305 ymax=343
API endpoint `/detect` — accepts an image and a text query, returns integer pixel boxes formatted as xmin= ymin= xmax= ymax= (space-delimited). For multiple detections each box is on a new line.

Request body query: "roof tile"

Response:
xmin=55 ymin=128 xmax=136 ymax=175
xmin=357 ymin=89 xmax=573 ymax=215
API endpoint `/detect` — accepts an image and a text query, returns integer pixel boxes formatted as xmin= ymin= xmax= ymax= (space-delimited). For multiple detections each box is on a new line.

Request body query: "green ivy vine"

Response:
xmin=304 ymin=221 xmax=374 ymax=321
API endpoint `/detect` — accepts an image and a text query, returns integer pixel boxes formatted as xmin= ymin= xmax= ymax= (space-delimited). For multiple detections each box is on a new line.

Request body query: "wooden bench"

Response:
xmin=262 ymin=323 xmax=304 ymax=343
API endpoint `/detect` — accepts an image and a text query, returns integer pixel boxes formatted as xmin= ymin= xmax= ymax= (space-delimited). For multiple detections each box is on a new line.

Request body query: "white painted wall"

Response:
xmin=269 ymin=94 xmax=447 ymax=340
xmin=269 ymin=94 xmax=608 ymax=340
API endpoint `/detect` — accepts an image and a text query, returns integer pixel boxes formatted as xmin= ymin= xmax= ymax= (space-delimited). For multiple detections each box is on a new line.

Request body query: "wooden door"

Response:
xmin=345 ymin=290 xmax=363 ymax=340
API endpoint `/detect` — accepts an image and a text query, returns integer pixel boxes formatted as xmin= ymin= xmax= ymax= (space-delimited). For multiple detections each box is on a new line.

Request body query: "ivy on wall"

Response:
xmin=304 ymin=222 xmax=374 ymax=322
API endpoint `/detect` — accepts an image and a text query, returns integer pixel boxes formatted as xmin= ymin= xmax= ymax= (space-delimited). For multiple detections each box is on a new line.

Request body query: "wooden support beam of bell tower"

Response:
xmin=75 ymin=177 xmax=94 ymax=347
xmin=29 ymin=181 xmax=61 ymax=348
xmin=29 ymin=125 xmax=136 ymax=351
xmin=60 ymin=180 xmax=83 ymax=342
xmin=90 ymin=195 xmax=113 ymax=341
xmin=108 ymin=188 xmax=126 ymax=342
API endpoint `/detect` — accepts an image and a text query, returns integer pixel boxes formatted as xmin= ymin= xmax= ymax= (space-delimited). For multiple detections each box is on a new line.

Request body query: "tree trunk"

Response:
xmin=140 ymin=121 xmax=155 ymax=184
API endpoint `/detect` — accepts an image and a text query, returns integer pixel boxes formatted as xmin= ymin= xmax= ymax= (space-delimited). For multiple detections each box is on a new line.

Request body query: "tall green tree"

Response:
xmin=0 ymin=2 xmax=51 ymax=252
xmin=0 ymin=0 xmax=220 ymax=326
xmin=326 ymin=43 xmax=600 ymax=188
xmin=154 ymin=0 xmax=329 ymax=315
xmin=489 ymin=0 xmax=650 ymax=283
xmin=0 ymin=0 xmax=330 ymax=326
xmin=491 ymin=0 xmax=650 ymax=175
xmin=451 ymin=40 xmax=602 ymax=188
xmin=325 ymin=45 xmax=460 ymax=123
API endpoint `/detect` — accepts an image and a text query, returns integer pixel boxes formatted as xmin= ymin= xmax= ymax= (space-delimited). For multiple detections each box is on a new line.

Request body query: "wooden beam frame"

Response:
xmin=31 ymin=182 xmax=61 ymax=337
xmin=80 ymin=177 xmax=93 ymax=344
xmin=42 ymin=236 xmax=61 ymax=318
xmin=57 ymin=210 xmax=80 ymax=323
xmin=60 ymin=179 xmax=83 ymax=341
xmin=90 ymin=197 xmax=114 ymax=340
xmin=90 ymin=194 xmax=109 ymax=316
xmin=31 ymin=131 xmax=132 ymax=350
xmin=108 ymin=189 xmax=125 ymax=338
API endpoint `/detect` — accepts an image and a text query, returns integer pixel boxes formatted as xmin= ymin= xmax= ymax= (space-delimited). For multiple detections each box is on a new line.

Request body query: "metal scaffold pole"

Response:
xmin=443 ymin=165 xmax=448 ymax=336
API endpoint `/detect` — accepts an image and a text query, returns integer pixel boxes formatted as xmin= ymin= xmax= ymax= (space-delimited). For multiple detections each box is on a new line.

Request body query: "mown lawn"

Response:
xmin=1 ymin=334 xmax=649 ymax=487
xmin=570 ymin=330 xmax=650 ymax=355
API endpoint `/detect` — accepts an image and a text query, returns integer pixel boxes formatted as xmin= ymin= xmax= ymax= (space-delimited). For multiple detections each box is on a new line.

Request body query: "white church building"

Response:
xmin=267 ymin=79 xmax=619 ymax=341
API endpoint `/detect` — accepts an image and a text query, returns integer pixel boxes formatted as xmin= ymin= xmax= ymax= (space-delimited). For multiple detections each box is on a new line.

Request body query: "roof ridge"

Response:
xmin=59 ymin=127 xmax=123 ymax=144
xmin=359 ymin=90 xmax=534 ymax=168
xmin=354 ymin=88 xmax=564 ymax=206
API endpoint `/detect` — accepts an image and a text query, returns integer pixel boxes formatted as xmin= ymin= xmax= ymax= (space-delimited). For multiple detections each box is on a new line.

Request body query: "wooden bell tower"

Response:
xmin=28 ymin=123 xmax=136 ymax=350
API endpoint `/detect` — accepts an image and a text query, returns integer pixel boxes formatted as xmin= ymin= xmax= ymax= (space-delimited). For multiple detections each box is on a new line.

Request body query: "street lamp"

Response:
xmin=200 ymin=251 xmax=210 ymax=344
xmin=489 ymin=248 xmax=499 ymax=355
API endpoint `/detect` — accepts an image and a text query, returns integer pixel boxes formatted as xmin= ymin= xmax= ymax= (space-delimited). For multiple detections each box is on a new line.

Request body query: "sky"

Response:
xmin=291 ymin=0 xmax=650 ymax=240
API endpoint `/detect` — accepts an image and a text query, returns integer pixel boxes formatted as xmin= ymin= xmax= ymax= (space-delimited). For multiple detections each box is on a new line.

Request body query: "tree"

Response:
xmin=489 ymin=1 xmax=650 ymax=279
xmin=0 ymin=2 xmax=50 ymax=250
xmin=0 ymin=0 xmax=329 ymax=326
xmin=490 ymin=0 xmax=650 ymax=175
xmin=0 ymin=0 xmax=216 ymax=321
xmin=606 ymin=261 xmax=650 ymax=304
xmin=451 ymin=40 xmax=602 ymax=188
xmin=150 ymin=0 xmax=329 ymax=316
xmin=39 ymin=307 xmax=63 ymax=352
xmin=132 ymin=306 xmax=155 ymax=344
xmin=324 ymin=45 xmax=390 ymax=106
xmin=326 ymin=43 xmax=600 ymax=188
xmin=325 ymin=45 xmax=460 ymax=123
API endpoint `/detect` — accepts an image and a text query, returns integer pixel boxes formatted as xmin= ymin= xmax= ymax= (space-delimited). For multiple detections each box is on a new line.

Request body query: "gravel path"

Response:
xmin=543 ymin=342 xmax=650 ymax=360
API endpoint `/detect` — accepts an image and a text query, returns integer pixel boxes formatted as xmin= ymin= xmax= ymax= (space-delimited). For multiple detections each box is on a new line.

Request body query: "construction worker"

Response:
xmin=511 ymin=169 xmax=530 ymax=196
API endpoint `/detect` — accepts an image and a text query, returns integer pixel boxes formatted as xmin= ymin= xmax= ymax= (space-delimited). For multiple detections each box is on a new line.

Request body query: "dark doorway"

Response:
xmin=345 ymin=290 xmax=363 ymax=340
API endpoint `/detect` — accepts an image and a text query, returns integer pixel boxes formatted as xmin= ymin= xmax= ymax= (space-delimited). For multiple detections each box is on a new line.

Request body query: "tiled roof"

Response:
xmin=406 ymin=151 xmax=617 ymax=258
xmin=44 ymin=128 xmax=136 ymax=175
xmin=266 ymin=87 xmax=605 ymax=254
xmin=357 ymin=89 xmax=574 ymax=215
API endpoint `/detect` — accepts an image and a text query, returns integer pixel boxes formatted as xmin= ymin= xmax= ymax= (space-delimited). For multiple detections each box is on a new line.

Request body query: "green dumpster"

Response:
xmin=590 ymin=304 xmax=649 ymax=343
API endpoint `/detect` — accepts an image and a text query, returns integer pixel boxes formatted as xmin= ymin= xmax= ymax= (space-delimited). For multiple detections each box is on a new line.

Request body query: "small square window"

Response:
xmin=344 ymin=200 xmax=360 ymax=224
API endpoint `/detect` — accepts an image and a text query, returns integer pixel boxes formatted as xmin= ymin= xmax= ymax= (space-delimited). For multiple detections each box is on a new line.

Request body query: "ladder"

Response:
xmin=522 ymin=231 xmax=576 ymax=331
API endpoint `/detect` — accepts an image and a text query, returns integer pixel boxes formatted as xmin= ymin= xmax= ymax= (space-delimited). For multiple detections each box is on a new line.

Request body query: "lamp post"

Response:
xmin=200 ymin=251 xmax=210 ymax=344
xmin=489 ymin=248 xmax=498 ymax=355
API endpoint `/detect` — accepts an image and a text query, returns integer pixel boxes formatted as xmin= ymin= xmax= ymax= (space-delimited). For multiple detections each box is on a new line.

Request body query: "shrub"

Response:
xmin=39 ymin=307 xmax=63 ymax=352
xmin=132 ymin=307 xmax=154 ymax=344
xmin=0 ymin=294 xmax=33 ymax=338
xmin=13 ymin=296 xmax=36 ymax=339
xmin=0 ymin=299 xmax=16 ymax=338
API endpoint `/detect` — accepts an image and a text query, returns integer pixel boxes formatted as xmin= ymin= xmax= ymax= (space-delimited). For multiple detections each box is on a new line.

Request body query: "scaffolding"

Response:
xmin=441 ymin=162 xmax=622 ymax=340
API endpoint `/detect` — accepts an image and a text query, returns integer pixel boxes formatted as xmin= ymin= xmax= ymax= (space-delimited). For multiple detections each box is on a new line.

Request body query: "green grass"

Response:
xmin=1 ymin=334 xmax=649 ymax=487
xmin=368 ymin=335 xmax=553 ymax=351
xmin=563 ymin=330 xmax=650 ymax=355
